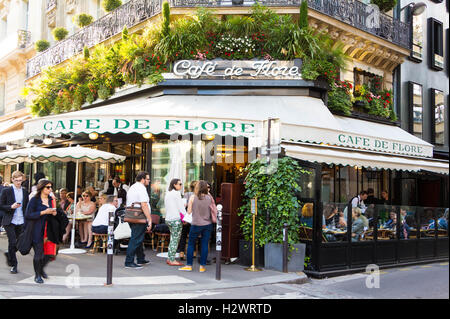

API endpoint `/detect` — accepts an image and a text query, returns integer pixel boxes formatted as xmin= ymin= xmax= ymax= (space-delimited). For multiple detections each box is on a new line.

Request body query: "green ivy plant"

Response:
xmin=238 ymin=157 xmax=310 ymax=253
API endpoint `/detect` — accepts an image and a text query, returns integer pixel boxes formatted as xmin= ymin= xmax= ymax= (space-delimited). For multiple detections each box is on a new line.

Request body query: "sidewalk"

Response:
xmin=0 ymin=234 xmax=308 ymax=298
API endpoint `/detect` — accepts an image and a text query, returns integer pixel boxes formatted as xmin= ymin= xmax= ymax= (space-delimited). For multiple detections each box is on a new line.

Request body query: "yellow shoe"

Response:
xmin=199 ymin=266 xmax=206 ymax=273
xmin=179 ymin=265 xmax=192 ymax=272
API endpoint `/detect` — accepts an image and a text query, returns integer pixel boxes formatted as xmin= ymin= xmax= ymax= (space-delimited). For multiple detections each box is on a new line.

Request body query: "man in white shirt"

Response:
xmin=92 ymin=195 xmax=118 ymax=234
xmin=351 ymin=191 xmax=368 ymax=215
xmin=124 ymin=171 xmax=152 ymax=269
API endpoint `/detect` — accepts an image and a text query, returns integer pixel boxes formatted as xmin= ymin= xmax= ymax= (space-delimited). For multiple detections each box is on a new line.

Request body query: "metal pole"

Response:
xmin=106 ymin=208 xmax=115 ymax=286
xmin=215 ymin=205 xmax=223 ymax=281
xmin=267 ymin=118 xmax=271 ymax=165
xmin=245 ymin=198 xmax=262 ymax=272
xmin=283 ymin=223 xmax=288 ymax=273
xmin=59 ymin=159 xmax=85 ymax=254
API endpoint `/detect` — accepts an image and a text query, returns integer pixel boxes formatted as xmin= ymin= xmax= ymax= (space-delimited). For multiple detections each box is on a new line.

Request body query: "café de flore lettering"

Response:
xmin=172 ymin=60 xmax=302 ymax=79
xmin=41 ymin=118 xmax=257 ymax=137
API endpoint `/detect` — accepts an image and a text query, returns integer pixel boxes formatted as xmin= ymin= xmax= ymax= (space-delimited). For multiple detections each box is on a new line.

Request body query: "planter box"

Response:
xmin=264 ymin=242 xmax=306 ymax=272
xmin=238 ymin=239 xmax=264 ymax=267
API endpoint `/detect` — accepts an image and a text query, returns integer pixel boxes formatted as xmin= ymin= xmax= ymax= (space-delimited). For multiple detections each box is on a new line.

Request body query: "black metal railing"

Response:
xmin=26 ymin=0 xmax=410 ymax=78
xmin=27 ymin=0 xmax=163 ymax=78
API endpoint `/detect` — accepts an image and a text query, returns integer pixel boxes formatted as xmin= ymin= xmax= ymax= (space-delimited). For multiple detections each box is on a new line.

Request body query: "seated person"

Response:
xmin=429 ymin=209 xmax=449 ymax=230
xmin=384 ymin=211 xmax=397 ymax=229
xmin=323 ymin=204 xmax=340 ymax=228
xmin=351 ymin=207 xmax=365 ymax=242
xmin=92 ymin=195 xmax=118 ymax=234
xmin=300 ymin=203 xmax=313 ymax=228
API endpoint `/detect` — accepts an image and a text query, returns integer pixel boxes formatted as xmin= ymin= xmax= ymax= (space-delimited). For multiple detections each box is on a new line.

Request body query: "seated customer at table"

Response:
xmin=384 ymin=211 xmax=397 ymax=229
xmin=324 ymin=204 xmax=340 ymax=228
xmin=92 ymin=195 xmax=118 ymax=234
xmin=351 ymin=207 xmax=365 ymax=242
xmin=62 ymin=192 xmax=75 ymax=243
xmin=428 ymin=209 xmax=448 ymax=230
xmin=300 ymin=203 xmax=313 ymax=227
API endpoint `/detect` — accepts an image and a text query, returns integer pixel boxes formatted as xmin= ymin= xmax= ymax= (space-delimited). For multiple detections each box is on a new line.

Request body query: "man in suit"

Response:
xmin=109 ymin=176 xmax=127 ymax=208
xmin=0 ymin=171 xmax=29 ymax=274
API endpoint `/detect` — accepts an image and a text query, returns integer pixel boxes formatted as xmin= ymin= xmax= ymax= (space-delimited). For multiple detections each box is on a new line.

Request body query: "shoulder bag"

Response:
xmin=124 ymin=202 xmax=147 ymax=224
xmin=114 ymin=220 xmax=132 ymax=239
xmin=208 ymin=195 xmax=217 ymax=224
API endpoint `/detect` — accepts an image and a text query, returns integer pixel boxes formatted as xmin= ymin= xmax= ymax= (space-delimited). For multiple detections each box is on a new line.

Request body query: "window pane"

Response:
xmin=412 ymin=83 xmax=423 ymax=139
xmin=433 ymin=90 xmax=445 ymax=145
xmin=412 ymin=14 xmax=423 ymax=59
xmin=321 ymin=166 xmax=335 ymax=203
xmin=322 ymin=202 xmax=348 ymax=243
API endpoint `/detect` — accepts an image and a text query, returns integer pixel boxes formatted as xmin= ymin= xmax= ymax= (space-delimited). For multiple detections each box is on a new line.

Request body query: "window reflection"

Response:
xmin=411 ymin=83 xmax=423 ymax=139
xmin=433 ymin=89 xmax=445 ymax=146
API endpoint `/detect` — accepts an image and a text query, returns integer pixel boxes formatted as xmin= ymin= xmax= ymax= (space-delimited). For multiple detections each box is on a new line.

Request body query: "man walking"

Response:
xmin=124 ymin=171 xmax=152 ymax=269
xmin=0 ymin=171 xmax=29 ymax=274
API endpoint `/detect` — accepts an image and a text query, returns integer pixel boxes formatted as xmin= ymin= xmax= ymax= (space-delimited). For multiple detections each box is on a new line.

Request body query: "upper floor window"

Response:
xmin=432 ymin=89 xmax=445 ymax=146
xmin=0 ymin=17 xmax=7 ymax=40
xmin=429 ymin=18 xmax=444 ymax=70
xmin=409 ymin=82 xmax=423 ymax=139
xmin=411 ymin=13 xmax=423 ymax=61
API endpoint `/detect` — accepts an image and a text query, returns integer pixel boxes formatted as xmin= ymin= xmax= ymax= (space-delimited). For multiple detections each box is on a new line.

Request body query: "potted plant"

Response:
xmin=35 ymin=40 xmax=50 ymax=52
xmin=370 ymin=0 xmax=398 ymax=13
xmin=101 ymin=0 xmax=122 ymax=13
xmin=353 ymin=84 xmax=370 ymax=111
xmin=239 ymin=157 xmax=310 ymax=272
xmin=52 ymin=27 xmax=69 ymax=41
xmin=73 ymin=13 xmax=94 ymax=28
xmin=328 ymin=80 xmax=353 ymax=115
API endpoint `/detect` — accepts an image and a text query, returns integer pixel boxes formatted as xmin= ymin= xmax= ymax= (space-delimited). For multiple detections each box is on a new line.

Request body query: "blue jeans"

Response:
xmin=125 ymin=223 xmax=147 ymax=265
xmin=186 ymin=224 xmax=212 ymax=266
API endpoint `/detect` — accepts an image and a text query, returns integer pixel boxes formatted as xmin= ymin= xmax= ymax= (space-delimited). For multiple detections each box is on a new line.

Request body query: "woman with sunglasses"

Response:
xmin=76 ymin=191 xmax=96 ymax=248
xmin=24 ymin=179 xmax=57 ymax=283
xmin=164 ymin=178 xmax=187 ymax=266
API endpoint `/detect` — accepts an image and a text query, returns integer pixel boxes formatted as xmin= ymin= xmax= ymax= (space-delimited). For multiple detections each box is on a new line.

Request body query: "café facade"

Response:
xmin=22 ymin=59 xmax=449 ymax=277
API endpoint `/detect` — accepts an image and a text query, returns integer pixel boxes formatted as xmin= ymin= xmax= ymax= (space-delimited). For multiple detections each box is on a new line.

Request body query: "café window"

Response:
xmin=409 ymin=82 xmax=423 ymax=139
xmin=429 ymin=18 xmax=444 ymax=70
xmin=411 ymin=13 xmax=424 ymax=61
xmin=431 ymin=89 xmax=445 ymax=146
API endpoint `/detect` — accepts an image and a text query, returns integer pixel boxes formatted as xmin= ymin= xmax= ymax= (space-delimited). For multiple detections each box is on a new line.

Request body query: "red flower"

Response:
xmin=386 ymin=92 xmax=390 ymax=97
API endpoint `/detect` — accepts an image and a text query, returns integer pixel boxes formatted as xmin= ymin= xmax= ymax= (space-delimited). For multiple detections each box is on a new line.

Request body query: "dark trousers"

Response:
xmin=92 ymin=225 xmax=108 ymax=234
xmin=4 ymin=224 xmax=23 ymax=267
xmin=187 ymin=224 xmax=213 ymax=266
xmin=177 ymin=223 xmax=191 ymax=253
xmin=32 ymin=241 xmax=44 ymax=262
xmin=125 ymin=223 xmax=147 ymax=265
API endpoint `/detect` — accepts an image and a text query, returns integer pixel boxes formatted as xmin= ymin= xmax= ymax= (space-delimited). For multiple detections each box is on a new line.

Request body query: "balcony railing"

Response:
xmin=27 ymin=0 xmax=164 ymax=78
xmin=26 ymin=0 xmax=411 ymax=79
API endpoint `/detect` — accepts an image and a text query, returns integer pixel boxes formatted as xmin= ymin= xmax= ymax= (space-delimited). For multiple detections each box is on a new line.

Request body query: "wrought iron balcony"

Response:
xmin=27 ymin=0 xmax=164 ymax=79
xmin=26 ymin=0 xmax=410 ymax=79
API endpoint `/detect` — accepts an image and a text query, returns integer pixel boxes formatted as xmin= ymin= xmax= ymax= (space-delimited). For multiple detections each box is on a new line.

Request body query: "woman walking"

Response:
xmin=179 ymin=180 xmax=214 ymax=273
xmin=164 ymin=178 xmax=186 ymax=266
xmin=25 ymin=179 xmax=57 ymax=284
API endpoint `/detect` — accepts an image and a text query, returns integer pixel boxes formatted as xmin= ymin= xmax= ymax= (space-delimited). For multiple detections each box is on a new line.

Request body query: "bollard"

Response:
xmin=215 ymin=204 xmax=223 ymax=281
xmin=105 ymin=209 xmax=115 ymax=286
xmin=282 ymin=223 xmax=288 ymax=273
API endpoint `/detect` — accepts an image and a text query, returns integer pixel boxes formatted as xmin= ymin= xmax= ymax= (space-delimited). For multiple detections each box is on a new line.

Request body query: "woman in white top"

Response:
xmin=92 ymin=194 xmax=118 ymax=234
xmin=76 ymin=191 xmax=96 ymax=248
xmin=164 ymin=178 xmax=187 ymax=266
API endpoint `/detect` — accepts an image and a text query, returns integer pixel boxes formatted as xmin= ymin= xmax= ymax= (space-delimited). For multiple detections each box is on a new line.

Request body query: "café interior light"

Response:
xmin=142 ymin=132 xmax=153 ymax=139
xmin=6 ymin=144 xmax=14 ymax=151
xmin=43 ymin=137 xmax=53 ymax=145
xmin=203 ymin=134 xmax=215 ymax=141
xmin=88 ymin=132 xmax=99 ymax=140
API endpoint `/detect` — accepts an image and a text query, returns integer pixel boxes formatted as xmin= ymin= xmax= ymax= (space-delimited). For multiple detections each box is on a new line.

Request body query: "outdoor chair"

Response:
xmin=91 ymin=233 xmax=108 ymax=254
xmin=299 ymin=226 xmax=313 ymax=241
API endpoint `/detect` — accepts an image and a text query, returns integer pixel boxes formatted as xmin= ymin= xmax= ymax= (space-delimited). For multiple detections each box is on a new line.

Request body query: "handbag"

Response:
xmin=124 ymin=202 xmax=147 ymax=224
xmin=16 ymin=220 xmax=35 ymax=256
xmin=182 ymin=212 xmax=192 ymax=224
xmin=114 ymin=220 xmax=132 ymax=239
